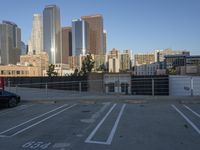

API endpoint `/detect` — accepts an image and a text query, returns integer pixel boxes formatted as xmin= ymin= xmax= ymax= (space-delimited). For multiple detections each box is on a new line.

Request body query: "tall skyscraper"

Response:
xmin=28 ymin=14 xmax=43 ymax=55
xmin=81 ymin=14 xmax=104 ymax=55
xmin=43 ymin=5 xmax=62 ymax=64
xmin=0 ymin=21 xmax=21 ymax=65
xmin=103 ymin=30 xmax=107 ymax=53
xmin=62 ymin=27 xmax=72 ymax=64
xmin=21 ymin=41 xmax=27 ymax=55
xmin=72 ymin=19 xmax=89 ymax=56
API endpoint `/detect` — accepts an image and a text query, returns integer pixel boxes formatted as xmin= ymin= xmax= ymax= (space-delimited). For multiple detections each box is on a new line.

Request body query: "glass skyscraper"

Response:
xmin=81 ymin=15 xmax=104 ymax=55
xmin=0 ymin=21 xmax=21 ymax=65
xmin=72 ymin=19 xmax=89 ymax=56
xmin=28 ymin=14 xmax=43 ymax=55
xmin=62 ymin=27 xmax=72 ymax=64
xmin=43 ymin=5 xmax=62 ymax=64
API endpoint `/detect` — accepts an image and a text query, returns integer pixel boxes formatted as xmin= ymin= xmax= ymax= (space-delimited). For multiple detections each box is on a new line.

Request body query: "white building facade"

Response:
xmin=28 ymin=14 xmax=43 ymax=55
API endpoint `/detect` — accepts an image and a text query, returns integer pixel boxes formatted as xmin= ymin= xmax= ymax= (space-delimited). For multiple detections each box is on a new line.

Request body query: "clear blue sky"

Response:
xmin=0 ymin=0 xmax=199 ymax=54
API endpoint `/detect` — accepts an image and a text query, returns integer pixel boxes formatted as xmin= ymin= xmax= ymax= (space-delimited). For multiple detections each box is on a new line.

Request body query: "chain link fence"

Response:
xmin=4 ymin=75 xmax=200 ymax=100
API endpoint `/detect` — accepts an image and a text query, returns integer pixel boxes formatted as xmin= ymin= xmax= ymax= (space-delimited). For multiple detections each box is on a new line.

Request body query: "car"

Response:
xmin=0 ymin=90 xmax=21 ymax=108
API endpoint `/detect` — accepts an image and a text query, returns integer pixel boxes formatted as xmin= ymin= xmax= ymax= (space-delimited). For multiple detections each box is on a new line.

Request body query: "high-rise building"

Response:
xmin=107 ymin=48 xmax=120 ymax=73
xmin=81 ymin=14 xmax=104 ymax=55
xmin=72 ymin=19 xmax=89 ymax=56
xmin=21 ymin=41 xmax=27 ymax=55
xmin=103 ymin=30 xmax=107 ymax=53
xmin=0 ymin=21 xmax=21 ymax=65
xmin=120 ymin=50 xmax=132 ymax=72
xmin=28 ymin=14 xmax=43 ymax=55
xmin=134 ymin=53 xmax=155 ymax=66
xmin=43 ymin=5 xmax=62 ymax=64
xmin=62 ymin=27 xmax=72 ymax=64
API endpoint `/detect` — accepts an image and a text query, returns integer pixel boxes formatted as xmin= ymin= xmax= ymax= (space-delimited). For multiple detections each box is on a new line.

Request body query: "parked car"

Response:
xmin=0 ymin=90 xmax=20 ymax=107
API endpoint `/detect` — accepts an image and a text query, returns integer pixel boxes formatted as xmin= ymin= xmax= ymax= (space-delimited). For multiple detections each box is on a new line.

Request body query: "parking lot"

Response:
xmin=0 ymin=100 xmax=200 ymax=150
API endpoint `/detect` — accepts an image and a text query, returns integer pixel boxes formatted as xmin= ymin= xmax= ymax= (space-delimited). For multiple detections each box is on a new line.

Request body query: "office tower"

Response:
xmin=103 ymin=30 xmax=107 ymax=53
xmin=43 ymin=5 xmax=62 ymax=64
xmin=62 ymin=27 xmax=72 ymax=64
xmin=72 ymin=19 xmax=89 ymax=56
xmin=107 ymin=48 xmax=120 ymax=73
xmin=21 ymin=41 xmax=27 ymax=55
xmin=81 ymin=14 xmax=104 ymax=55
xmin=28 ymin=14 xmax=43 ymax=55
xmin=0 ymin=21 xmax=21 ymax=65
xmin=120 ymin=50 xmax=132 ymax=71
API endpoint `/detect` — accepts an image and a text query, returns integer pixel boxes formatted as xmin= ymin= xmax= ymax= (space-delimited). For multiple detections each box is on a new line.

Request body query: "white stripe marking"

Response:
xmin=10 ymin=104 xmax=76 ymax=137
xmin=0 ymin=104 xmax=69 ymax=135
xmin=85 ymin=104 xmax=117 ymax=143
xmin=171 ymin=104 xmax=200 ymax=135
xmin=107 ymin=104 xmax=126 ymax=144
xmin=85 ymin=104 xmax=126 ymax=145
xmin=184 ymin=105 xmax=200 ymax=119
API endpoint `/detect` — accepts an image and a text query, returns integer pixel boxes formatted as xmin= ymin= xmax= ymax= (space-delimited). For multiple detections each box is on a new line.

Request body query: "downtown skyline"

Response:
xmin=0 ymin=0 xmax=199 ymax=54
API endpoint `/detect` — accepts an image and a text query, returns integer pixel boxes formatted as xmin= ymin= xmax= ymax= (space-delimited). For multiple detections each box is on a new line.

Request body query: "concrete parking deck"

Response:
xmin=0 ymin=100 xmax=200 ymax=150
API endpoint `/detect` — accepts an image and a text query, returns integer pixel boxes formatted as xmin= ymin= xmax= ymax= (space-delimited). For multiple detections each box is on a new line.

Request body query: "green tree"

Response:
xmin=47 ymin=64 xmax=58 ymax=77
xmin=97 ymin=64 xmax=107 ymax=72
xmin=167 ymin=66 xmax=177 ymax=75
xmin=72 ymin=68 xmax=80 ymax=77
xmin=80 ymin=53 xmax=95 ymax=76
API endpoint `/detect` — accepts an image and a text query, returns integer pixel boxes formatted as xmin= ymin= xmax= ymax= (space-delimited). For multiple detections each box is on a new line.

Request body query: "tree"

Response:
xmin=71 ymin=68 xmax=80 ymax=77
xmin=97 ymin=63 xmax=107 ymax=72
xmin=47 ymin=64 xmax=58 ymax=77
xmin=167 ymin=66 xmax=177 ymax=75
xmin=80 ymin=53 xmax=95 ymax=76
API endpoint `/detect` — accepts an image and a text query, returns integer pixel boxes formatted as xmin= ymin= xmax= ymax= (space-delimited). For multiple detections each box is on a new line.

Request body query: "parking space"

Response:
xmin=0 ymin=101 xmax=200 ymax=150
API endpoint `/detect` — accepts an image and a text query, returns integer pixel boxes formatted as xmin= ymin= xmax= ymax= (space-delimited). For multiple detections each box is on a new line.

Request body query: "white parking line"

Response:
xmin=85 ymin=104 xmax=126 ymax=145
xmin=171 ymin=104 xmax=200 ymax=135
xmin=0 ymin=104 xmax=69 ymax=136
xmin=85 ymin=104 xmax=117 ymax=143
xmin=107 ymin=104 xmax=126 ymax=145
xmin=10 ymin=104 xmax=77 ymax=137
xmin=184 ymin=105 xmax=200 ymax=119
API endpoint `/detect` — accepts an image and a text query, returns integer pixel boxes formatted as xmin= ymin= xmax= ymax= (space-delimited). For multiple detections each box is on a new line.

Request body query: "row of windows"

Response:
xmin=0 ymin=70 xmax=29 ymax=75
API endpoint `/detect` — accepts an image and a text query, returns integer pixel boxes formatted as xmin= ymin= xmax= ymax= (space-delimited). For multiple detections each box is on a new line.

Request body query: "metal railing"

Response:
xmin=5 ymin=80 xmax=105 ymax=100
xmin=5 ymin=75 xmax=200 ymax=100
xmin=131 ymin=77 xmax=169 ymax=96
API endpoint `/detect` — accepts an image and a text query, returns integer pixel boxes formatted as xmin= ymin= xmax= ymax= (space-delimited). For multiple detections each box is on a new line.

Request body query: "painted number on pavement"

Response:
xmin=22 ymin=141 xmax=51 ymax=149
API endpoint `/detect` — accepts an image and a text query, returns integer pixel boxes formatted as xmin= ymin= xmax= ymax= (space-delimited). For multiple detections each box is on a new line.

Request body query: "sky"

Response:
xmin=0 ymin=0 xmax=199 ymax=54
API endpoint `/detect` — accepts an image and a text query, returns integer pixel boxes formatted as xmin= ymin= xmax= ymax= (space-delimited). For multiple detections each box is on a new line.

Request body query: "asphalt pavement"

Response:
xmin=0 ymin=100 xmax=200 ymax=150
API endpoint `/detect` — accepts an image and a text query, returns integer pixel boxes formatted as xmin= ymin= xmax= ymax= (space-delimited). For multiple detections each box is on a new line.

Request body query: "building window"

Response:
xmin=108 ymin=83 xmax=115 ymax=92
xmin=16 ymin=71 xmax=20 ymax=75
xmin=121 ymin=83 xmax=127 ymax=93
